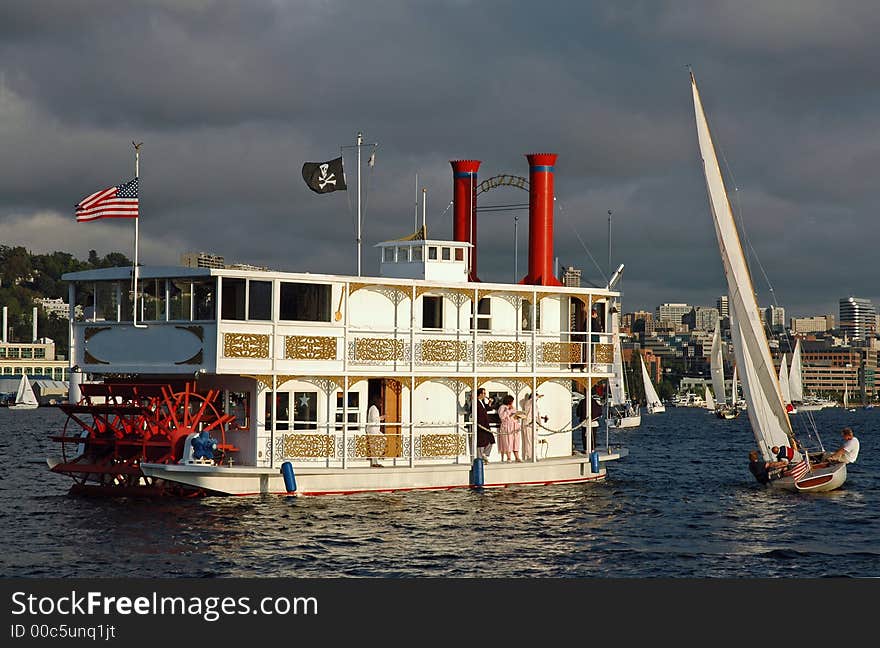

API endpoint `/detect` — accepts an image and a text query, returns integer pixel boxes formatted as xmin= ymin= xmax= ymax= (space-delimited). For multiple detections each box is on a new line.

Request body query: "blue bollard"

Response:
xmin=281 ymin=461 xmax=297 ymax=494
xmin=589 ymin=450 xmax=600 ymax=474
xmin=471 ymin=457 xmax=485 ymax=487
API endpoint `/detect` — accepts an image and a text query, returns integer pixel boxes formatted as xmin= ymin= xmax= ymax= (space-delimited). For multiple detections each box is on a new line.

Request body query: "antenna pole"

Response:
xmin=357 ymin=132 xmax=363 ymax=277
xmin=132 ymin=141 xmax=146 ymax=328
xmin=607 ymin=209 xmax=613 ymax=277
xmin=421 ymin=187 xmax=427 ymax=235
xmin=514 ymin=214 xmax=519 ymax=282
xmin=414 ymin=173 xmax=419 ymax=233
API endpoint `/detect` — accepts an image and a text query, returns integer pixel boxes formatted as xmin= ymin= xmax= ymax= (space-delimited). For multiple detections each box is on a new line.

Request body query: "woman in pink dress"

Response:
xmin=497 ymin=395 xmax=522 ymax=462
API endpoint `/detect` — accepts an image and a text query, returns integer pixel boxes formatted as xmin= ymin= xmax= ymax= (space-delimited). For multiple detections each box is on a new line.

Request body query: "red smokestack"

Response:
xmin=522 ymin=153 xmax=562 ymax=286
xmin=450 ymin=159 xmax=481 ymax=281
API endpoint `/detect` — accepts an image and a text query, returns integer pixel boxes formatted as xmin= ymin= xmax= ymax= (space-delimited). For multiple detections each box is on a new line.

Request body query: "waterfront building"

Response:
xmin=656 ymin=303 xmax=692 ymax=328
xmin=35 ymin=297 xmax=71 ymax=319
xmin=716 ymin=295 xmax=729 ymax=319
xmin=839 ymin=296 xmax=876 ymax=342
xmin=561 ymin=266 xmax=581 ymax=288
xmin=181 ymin=252 xmax=226 ymax=269
xmin=684 ymin=306 xmax=719 ymax=332
xmin=765 ymin=305 xmax=785 ymax=334
xmin=791 ymin=315 xmax=834 ymax=335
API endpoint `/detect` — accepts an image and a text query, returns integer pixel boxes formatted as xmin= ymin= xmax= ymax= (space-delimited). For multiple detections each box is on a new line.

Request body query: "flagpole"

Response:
xmin=132 ymin=141 xmax=146 ymax=328
xmin=421 ymin=187 xmax=427 ymax=235
xmin=357 ymin=132 xmax=363 ymax=277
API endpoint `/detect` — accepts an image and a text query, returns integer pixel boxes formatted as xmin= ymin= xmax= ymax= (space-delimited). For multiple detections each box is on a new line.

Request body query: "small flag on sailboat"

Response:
xmin=302 ymin=156 xmax=347 ymax=194
xmin=75 ymin=178 xmax=139 ymax=222
xmin=788 ymin=458 xmax=810 ymax=482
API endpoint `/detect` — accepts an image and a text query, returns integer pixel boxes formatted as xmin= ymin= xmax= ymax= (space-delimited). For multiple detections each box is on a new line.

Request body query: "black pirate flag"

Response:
xmin=302 ymin=156 xmax=347 ymax=194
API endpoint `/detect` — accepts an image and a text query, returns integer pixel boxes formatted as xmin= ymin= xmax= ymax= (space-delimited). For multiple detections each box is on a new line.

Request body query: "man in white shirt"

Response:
xmin=367 ymin=397 xmax=386 ymax=467
xmin=828 ymin=427 xmax=860 ymax=464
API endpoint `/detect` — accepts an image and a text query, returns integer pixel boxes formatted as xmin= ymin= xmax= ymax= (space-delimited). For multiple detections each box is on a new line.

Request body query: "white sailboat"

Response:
xmin=641 ymin=356 xmax=665 ymax=414
xmin=844 ymin=384 xmax=854 ymax=412
xmin=690 ymin=70 xmax=845 ymax=491
xmin=710 ymin=327 xmax=726 ymax=408
xmin=778 ymin=354 xmax=796 ymax=413
xmin=789 ymin=339 xmax=804 ymax=405
xmin=607 ymin=327 xmax=640 ymax=429
xmin=9 ymin=374 xmax=39 ymax=410
xmin=704 ymin=386 xmax=715 ymax=411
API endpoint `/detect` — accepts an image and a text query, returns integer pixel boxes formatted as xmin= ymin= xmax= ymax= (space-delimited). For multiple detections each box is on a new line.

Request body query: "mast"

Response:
xmin=357 ymin=132 xmax=363 ymax=277
xmin=132 ymin=142 xmax=146 ymax=328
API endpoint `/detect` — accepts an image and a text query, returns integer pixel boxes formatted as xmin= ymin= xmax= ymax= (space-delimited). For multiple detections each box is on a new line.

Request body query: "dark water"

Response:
xmin=1 ymin=406 xmax=877 ymax=578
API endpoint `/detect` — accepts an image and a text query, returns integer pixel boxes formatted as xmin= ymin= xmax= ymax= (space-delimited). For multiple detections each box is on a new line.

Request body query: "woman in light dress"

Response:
xmin=497 ymin=395 xmax=522 ymax=462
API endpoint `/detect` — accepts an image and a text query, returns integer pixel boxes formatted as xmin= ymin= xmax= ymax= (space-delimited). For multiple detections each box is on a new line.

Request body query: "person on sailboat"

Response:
xmin=771 ymin=445 xmax=796 ymax=464
xmin=748 ymin=450 xmax=787 ymax=485
xmin=826 ymin=428 xmax=860 ymax=465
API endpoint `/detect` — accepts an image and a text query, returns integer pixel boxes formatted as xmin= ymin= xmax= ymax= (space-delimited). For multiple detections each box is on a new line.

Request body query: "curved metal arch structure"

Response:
xmin=476 ymin=174 xmax=529 ymax=196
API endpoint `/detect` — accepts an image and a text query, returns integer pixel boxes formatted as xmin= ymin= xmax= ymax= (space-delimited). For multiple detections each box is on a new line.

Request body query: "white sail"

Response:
xmin=731 ymin=365 xmax=738 ymax=404
xmin=14 ymin=375 xmax=38 ymax=407
xmin=710 ymin=326 xmax=726 ymax=405
xmin=778 ymin=354 xmax=791 ymax=405
xmin=705 ymin=386 xmax=715 ymax=410
xmin=789 ymin=339 xmax=804 ymax=403
xmin=609 ymin=332 xmax=627 ymax=406
xmin=691 ymin=72 xmax=793 ymax=461
xmin=844 ymin=383 xmax=849 ymax=409
xmin=641 ymin=356 xmax=662 ymax=409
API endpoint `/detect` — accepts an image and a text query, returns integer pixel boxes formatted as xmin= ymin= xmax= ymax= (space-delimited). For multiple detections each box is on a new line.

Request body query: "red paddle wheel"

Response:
xmin=51 ymin=382 xmax=237 ymax=496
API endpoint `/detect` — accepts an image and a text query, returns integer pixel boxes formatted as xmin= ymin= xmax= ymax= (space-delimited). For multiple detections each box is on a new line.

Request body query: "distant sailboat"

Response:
xmin=710 ymin=326 xmax=739 ymax=419
xmin=778 ymin=354 xmax=796 ymax=413
xmin=690 ymin=70 xmax=844 ymax=491
xmin=9 ymin=374 xmax=39 ymax=410
xmin=705 ymin=386 xmax=715 ymax=411
xmin=789 ymin=339 xmax=804 ymax=405
xmin=607 ymin=328 xmax=640 ymax=429
xmin=641 ymin=356 xmax=665 ymax=414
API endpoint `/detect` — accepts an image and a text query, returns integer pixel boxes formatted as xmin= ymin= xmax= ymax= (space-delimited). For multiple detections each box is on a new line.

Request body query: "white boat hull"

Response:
xmin=609 ymin=415 xmax=641 ymax=429
xmin=647 ymin=404 xmax=666 ymax=414
xmin=770 ymin=462 xmax=846 ymax=493
xmin=8 ymin=403 xmax=39 ymax=410
xmin=140 ymin=452 xmax=627 ymax=496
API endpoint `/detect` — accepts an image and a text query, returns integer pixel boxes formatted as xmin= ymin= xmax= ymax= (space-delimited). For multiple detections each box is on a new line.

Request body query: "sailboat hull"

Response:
xmin=770 ymin=462 xmax=846 ymax=492
xmin=8 ymin=403 xmax=39 ymax=410
xmin=609 ymin=415 xmax=641 ymax=429
xmin=647 ymin=404 xmax=666 ymax=414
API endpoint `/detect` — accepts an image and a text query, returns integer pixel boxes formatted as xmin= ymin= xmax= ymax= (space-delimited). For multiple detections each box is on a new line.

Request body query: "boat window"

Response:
xmin=412 ymin=246 xmax=423 ymax=261
xmin=335 ymin=391 xmax=360 ymax=431
xmin=94 ymin=282 xmax=120 ymax=321
xmin=455 ymin=248 xmax=464 ymax=261
xmin=441 ymin=247 xmax=451 ymax=261
xmin=20 ymin=347 xmax=32 ymax=359
xmin=225 ymin=390 xmax=250 ymax=430
xmin=293 ymin=391 xmax=318 ymax=430
xmin=279 ymin=282 xmax=332 ymax=322
xmin=221 ymin=278 xmax=246 ymax=320
xmin=397 ymin=246 xmax=410 ymax=262
xmin=521 ymin=299 xmax=541 ymax=331
xmin=169 ymin=280 xmax=194 ymax=321
xmin=0 ymin=348 xmax=6 ymax=358
xmin=8 ymin=348 xmax=20 ymax=359
xmin=266 ymin=391 xmax=289 ymax=431
xmin=194 ymin=280 xmax=216 ymax=320
xmin=470 ymin=298 xmax=491 ymax=331
xmin=248 ymin=280 xmax=272 ymax=321
xmin=422 ymin=295 xmax=443 ymax=329
xmin=428 ymin=247 xmax=438 ymax=260
xmin=142 ymin=278 xmax=167 ymax=321
xmin=383 ymin=247 xmax=395 ymax=263
xmin=34 ymin=348 xmax=45 ymax=359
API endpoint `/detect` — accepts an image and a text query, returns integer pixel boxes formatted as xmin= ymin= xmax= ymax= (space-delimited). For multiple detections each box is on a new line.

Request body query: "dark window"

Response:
xmin=423 ymin=295 xmax=443 ymax=329
xmin=221 ymin=278 xmax=246 ymax=320
xmin=280 ymin=283 xmax=331 ymax=322
xmin=266 ymin=392 xmax=289 ymax=431
xmin=248 ymin=280 xmax=272 ymax=320
xmin=293 ymin=391 xmax=318 ymax=430
xmin=226 ymin=391 xmax=250 ymax=430
xmin=194 ymin=280 xmax=216 ymax=320
xmin=470 ymin=297 xmax=491 ymax=331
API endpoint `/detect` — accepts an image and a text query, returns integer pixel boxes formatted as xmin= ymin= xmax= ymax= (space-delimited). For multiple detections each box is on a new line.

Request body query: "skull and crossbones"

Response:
xmin=317 ymin=164 xmax=337 ymax=189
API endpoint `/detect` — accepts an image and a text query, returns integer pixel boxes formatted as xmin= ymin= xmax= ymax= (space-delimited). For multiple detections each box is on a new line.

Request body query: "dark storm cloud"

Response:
xmin=2 ymin=0 xmax=880 ymax=318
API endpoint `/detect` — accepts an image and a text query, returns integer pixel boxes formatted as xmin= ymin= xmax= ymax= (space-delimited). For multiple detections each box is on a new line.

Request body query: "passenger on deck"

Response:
xmin=475 ymin=388 xmax=496 ymax=462
xmin=748 ymin=450 xmax=788 ymax=485
xmin=497 ymin=395 xmax=522 ymax=463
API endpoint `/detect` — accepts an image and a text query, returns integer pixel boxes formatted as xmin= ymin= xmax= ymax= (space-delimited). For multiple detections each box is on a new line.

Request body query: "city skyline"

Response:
xmin=2 ymin=3 xmax=880 ymax=317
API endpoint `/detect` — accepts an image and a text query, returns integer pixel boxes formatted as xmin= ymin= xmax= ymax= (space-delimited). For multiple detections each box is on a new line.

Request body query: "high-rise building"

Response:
xmin=791 ymin=315 xmax=834 ymax=335
xmin=656 ymin=303 xmax=692 ymax=328
xmin=684 ymin=306 xmax=719 ymax=332
xmin=716 ymin=295 xmax=729 ymax=319
xmin=181 ymin=252 xmax=225 ymax=269
xmin=562 ymin=266 xmax=581 ymax=288
xmin=765 ymin=305 xmax=785 ymax=333
xmin=839 ymin=296 xmax=876 ymax=341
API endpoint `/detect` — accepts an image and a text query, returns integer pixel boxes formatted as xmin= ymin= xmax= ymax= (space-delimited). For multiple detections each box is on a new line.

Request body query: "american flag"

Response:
xmin=75 ymin=178 xmax=139 ymax=222
xmin=788 ymin=459 xmax=810 ymax=482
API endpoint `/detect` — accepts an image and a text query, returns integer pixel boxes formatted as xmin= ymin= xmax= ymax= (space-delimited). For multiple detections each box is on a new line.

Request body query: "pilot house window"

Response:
xmin=422 ymin=296 xmax=443 ymax=329
xmin=280 ymin=282 xmax=332 ymax=322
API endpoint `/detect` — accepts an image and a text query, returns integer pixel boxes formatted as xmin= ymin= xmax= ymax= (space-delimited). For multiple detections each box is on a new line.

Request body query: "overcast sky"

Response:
xmin=2 ymin=0 xmax=879 ymax=318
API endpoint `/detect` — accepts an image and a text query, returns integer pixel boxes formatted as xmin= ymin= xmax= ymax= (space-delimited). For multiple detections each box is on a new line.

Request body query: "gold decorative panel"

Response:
xmin=283 ymin=434 xmax=335 ymax=458
xmin=354 ymin=434 xmax=390 ymax=458
xmin=422 ymin=339 xmax=468 ymax=362
xmin=223 ymin=333 xmax=270 ymax=358
xmin=594 ymin=343 xmax=614 ymax=364
xmin=541 ymin=342 xmax=581 ymax=363
xmin=286 ymin=335 xmax=337 ymax=360
xmin=483 ymin=341 xmax=526 ymax=363
xmin=420 ymin=434 xmax=467 ymax=457
xmin=354 ymin=338 xmax=405 ymax=361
